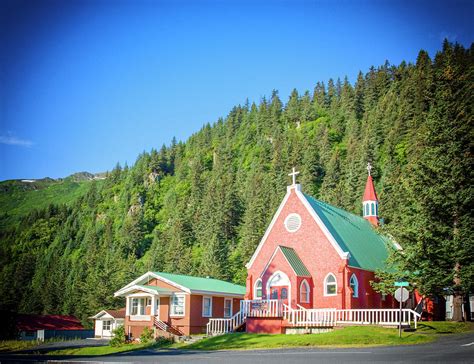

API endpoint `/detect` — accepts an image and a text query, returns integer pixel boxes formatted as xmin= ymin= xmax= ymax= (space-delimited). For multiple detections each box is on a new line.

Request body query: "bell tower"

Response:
xmin=363 ymin=162 xmax=379 ymax=226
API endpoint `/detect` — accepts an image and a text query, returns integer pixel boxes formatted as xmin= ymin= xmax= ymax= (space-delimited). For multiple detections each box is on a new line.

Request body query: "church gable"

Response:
xmin=246 ymin=185 xmax=348 ymax=270
xmin=246 ymin=184 xmax=349 ymax=280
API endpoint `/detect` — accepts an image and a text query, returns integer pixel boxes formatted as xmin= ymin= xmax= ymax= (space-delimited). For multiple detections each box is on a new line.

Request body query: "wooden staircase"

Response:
xmin=154 ymin=317 xmax=184 ymax=337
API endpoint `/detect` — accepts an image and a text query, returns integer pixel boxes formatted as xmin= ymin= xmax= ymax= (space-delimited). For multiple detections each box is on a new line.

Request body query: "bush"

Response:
xmin=140 ymin=327 xmax=153 ymax=344
xmin=109 ymin=325 xmax=126 ymax=347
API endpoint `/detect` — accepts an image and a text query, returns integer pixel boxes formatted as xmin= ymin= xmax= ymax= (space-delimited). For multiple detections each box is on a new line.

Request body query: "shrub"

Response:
xmin=109 ymin=325 xmax=126 ymax=347
xmin=140 ymin=327 xmax=154 ymax=344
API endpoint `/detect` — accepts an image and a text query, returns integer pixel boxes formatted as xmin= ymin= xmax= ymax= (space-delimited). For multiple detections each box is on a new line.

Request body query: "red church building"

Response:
xmin=207 ymin=165 xmax=423 ymax=335
xmin=244 ymin=166 xmax=394 ymax=312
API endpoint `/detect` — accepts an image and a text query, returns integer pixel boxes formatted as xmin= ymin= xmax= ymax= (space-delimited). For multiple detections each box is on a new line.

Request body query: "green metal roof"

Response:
xmin=152 ymin=272 xmax=246 ymax=295
xmin=136 ymin=285 xmax=175 ymax=294
xmin=303 ymin=194 xmax=390 ymax=271
xmin=279 ymin=246 xmax=311 ymax=276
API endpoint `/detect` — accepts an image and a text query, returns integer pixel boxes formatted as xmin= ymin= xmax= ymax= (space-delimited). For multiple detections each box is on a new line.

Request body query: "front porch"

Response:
xmin=207 ymin=299 xmax=421 ymax=335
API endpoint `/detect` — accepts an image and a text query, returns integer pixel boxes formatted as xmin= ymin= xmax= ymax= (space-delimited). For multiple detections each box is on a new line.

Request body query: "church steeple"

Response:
xmin=362 ymin=162 xmax=379 ymax=226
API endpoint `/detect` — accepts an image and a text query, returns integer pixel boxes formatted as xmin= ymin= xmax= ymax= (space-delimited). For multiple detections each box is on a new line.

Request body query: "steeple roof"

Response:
xmin=363 ymin=175 xmax=378 ymax=201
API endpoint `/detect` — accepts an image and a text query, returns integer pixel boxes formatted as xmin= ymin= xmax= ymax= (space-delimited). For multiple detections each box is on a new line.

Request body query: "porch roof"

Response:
xmin=114 ymin=284 xmax=175 ymax=297
xmin=136 ymin=285 xmax=175 ymax=295
xmin=279 ymin=246 xmax=311 ymax=276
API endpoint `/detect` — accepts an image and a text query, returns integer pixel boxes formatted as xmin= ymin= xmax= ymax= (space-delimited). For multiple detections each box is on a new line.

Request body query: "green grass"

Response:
xmin=0 ymin=340 xmax=44 ymax=353
xmin=0 ymin=179 xmax=95 ymax=228
xmin=182 ymin=322 xmax=474 ymax=351
xmin=50 ymin=342 xmax=154 ymax=356
xmin=49 ymin=339 xmax=173 ymax=356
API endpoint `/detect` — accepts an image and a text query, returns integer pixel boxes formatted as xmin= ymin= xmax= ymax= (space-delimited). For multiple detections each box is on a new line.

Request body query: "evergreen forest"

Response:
xmin=1 ymin=41 xmax=472 ymax=325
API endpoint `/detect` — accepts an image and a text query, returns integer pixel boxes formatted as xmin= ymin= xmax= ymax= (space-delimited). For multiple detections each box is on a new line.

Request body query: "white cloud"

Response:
xmin=0 ymin=134 xmax=34 ymax=147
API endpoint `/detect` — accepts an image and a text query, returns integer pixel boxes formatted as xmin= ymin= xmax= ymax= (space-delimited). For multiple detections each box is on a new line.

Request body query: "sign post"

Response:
xmin=394 ymin=282 xmax=410 ymax=338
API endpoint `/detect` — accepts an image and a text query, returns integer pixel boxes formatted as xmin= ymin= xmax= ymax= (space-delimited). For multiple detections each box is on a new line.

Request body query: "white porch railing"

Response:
xmin=285 ymin=308 xmax=421 ymax=328
xmin=241 ymin=299 xmax=282 ymax=317
xmin=206 ymin=310 xmax=246 ymax=336
xmin=206 ymin=300 xmax=422 ymax=336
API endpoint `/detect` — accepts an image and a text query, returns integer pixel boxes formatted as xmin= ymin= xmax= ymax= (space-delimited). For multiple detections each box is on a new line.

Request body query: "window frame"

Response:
xmin=254 ymin=278 xmax=263 ymax=299
xmin=224 ymin=298 xmax=233 ymax=318
xmin=170 ymin=293 xmax=186 ymax=317
xmin=131 ymin=297 xmax=146 ymax=316
xmin=324 ymin=273 xmax=337 ymax=296
xmin=350 ymin=274 xmax=359 ymax=298
xmin=103 ymin=320 xmax=111 ymax=331
xmin=202 ymin=296 xmax=212 ymax=318
xmin=300 ymin=279 xmax=310 ymax=303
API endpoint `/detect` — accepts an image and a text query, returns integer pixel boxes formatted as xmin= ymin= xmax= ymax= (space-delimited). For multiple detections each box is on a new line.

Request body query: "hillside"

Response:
xmin=0 ymin=173 xmax=104 ymax=228
xmin=0 ymin=41 xmax=472 ymax=325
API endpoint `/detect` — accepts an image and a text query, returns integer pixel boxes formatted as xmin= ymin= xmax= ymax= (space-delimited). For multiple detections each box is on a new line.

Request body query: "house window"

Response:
xmin=324 ymin=273 xmax=337 ymax=296
xmin=131 ymin=298 xmax=145 ymax=315
xmin=103 ymin=320 xmax=111 ymax=331
xmin=202 ymin=297 xmax=212 ymax=317
xmin=271 ymin=288 xmax=278 ymax=299
xmin=300 ymin=280 xmax=310 ymax=303
xmin=254 ymin=279 xmax=263 ymax=299
xmin=171 ymin=294 xmax=185 ymax=316
xmin=365 ymin=203 xmax=369 ymax=216
xmin=224 ymin=299 xmax=232 ymax=318
xmin=350 ymin=274 xmax=359 ymax=298
xmin=371 ymin=203 xmax=375 ymax=215
xmin=281 ymin=288 xmax=288 ymax=300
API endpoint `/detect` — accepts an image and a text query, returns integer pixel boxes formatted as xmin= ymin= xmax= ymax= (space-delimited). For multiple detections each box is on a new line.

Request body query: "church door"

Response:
xmin=267 ymin=271 xmax=291 ymax=306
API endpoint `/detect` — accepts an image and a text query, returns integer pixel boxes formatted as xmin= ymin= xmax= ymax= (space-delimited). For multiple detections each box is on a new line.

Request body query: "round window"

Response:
xmin=284 ymin=213 xmax=301 ymax=232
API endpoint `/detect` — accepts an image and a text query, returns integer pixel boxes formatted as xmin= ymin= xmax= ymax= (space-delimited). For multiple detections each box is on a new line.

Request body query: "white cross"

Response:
xmin=367 ymin=162 xmax=372 ymax=176
xmin=288 ymin=167 xmax=300 ymax=186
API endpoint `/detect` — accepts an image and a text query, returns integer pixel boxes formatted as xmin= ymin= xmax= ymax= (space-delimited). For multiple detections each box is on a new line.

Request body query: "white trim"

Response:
xmin=246 ymin=185 xmax=350 ymax=270
xmin=224 ymin=298 xmax=233 ymax=318
xmin=246 ymin=187 xmax=293 ymax=269
xmin=296 ymin=190 xmax=350 ymax=260
xmin=299 ymin=279 xmax=310 ymax=303
xmin=350 ymin=274 xmax=359 ymax=298
xmin=324 ymin=272 xmax=337 ymax=297
xmin=266 ymin=270 xmax=292 ymax=305
xmin=114 ymin=272 xmax=190 ymax=297
xmin=254 ymin=278 xmax=263 ymax=299
xmin=185 ymin=290 xmax=244 ymax=297
xmin=202 ymin=296 xmax=213 ymax=318
xmin=90 ymin=310 xmax=113 ymax=319
xmin=170 ymin=293 xmax=186 ymax=317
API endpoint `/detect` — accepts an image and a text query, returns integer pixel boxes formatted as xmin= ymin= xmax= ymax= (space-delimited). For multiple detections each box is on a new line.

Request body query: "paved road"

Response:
xmin=1 ymin=332 xmax=473 ymax=364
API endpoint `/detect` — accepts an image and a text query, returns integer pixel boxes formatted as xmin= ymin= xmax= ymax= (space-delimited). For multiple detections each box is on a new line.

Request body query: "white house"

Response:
xmin=90 ymin=309 xmax=125 ymax=338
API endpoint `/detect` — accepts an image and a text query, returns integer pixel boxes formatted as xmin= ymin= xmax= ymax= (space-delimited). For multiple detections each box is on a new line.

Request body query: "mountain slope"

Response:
xmin=0 ymin=41 xmax=471 ymax=326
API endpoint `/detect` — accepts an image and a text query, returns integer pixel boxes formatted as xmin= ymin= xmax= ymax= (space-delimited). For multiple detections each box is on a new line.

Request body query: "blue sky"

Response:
xmin=0 ymin=0 xmax=472 ymax=181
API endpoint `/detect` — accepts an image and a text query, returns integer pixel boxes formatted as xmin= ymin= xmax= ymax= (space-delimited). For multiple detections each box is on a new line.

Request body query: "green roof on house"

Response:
xmin=153 ymin=272 xmax=246 ymax=295
xmin=303 ymin=194 xmax=390 ymax=271
xmin=279 ymin=246 xmax=311 ymax=276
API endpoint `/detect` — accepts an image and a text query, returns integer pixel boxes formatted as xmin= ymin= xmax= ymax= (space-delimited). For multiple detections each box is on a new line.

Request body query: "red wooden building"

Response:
xmin=114 ymin=271 xmax=245 ymax=338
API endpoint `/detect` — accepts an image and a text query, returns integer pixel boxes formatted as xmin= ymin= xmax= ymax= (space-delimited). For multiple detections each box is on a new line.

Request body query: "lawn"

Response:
xmin=182 ymin=322 xmax=474 ymax=351
xmin=0 ymin=340 xmax=43 ymax=353
xmin=50 ymin=342 xmax=161 ymax=356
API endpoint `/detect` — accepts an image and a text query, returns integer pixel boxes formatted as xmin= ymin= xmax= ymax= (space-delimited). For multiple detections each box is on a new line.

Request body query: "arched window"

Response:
xmin=350 ymin=274 xmax=359 ymax=298
xmin=254 ymin=279 xmax=262 ymax=299
xmin=364 ymin=203 xmax=369 ymax=216
xmin=300 ymin=280 xmax=310 ymax=303
xmin=281 ymin=288 xmax=288 ymax=299
xmin=375 ymin=203 xmax=378 ymax=216
xmin=324 ymin=273 xmax=337 ymax=296
xmin=371 ymin=203 xmax=375 ymax=215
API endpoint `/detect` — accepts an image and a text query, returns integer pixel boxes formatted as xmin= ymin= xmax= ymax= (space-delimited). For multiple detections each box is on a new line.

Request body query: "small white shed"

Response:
xmin=90 ymin=309 xmax=125 ymax=338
